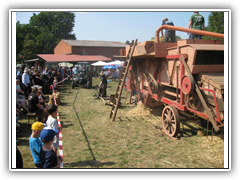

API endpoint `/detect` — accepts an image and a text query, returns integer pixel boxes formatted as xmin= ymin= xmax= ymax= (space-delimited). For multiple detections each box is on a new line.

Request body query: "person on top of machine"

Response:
xmin=160 ymin=17 xmax=176 ymax=43
xmin=188 ymin=12 xmax=205 ymax=39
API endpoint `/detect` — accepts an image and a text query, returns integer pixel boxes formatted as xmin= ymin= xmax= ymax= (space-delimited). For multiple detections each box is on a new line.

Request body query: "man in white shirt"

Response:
xmin=104 ymin=69 xmax=109 ymax=79
xmin=22 ymin=68 xmax=31 ymax=98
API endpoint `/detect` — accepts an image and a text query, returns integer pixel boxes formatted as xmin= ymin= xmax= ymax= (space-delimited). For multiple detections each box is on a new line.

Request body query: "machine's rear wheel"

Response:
xmin=162 ymin=105 xmax=180 ymax=137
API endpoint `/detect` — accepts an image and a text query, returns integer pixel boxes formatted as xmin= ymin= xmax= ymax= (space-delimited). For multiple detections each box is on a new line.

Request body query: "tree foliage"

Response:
xmin=203 ymin=12 xmax=224 ymax=40
xmin=16 ymin=12 xmax=76 ymax=61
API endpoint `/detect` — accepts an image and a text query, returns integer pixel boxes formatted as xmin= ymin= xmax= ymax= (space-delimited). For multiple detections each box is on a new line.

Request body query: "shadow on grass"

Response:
xmin=64 ymin=160 xmax=116 ymax=168
xmin=73 ymin=88 xmax=97 ymax=163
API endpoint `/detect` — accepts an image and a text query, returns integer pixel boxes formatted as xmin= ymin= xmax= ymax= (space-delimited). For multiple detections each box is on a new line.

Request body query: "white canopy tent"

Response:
xmin=90 ymin=61 xmax=109 ymax=66
xmin=105 ymin=60 xmax=124 ymax=65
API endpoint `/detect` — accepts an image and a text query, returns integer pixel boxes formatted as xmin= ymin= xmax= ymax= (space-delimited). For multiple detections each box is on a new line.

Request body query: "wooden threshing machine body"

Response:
xmin=124 ymin=26 xmax=224 ymax=137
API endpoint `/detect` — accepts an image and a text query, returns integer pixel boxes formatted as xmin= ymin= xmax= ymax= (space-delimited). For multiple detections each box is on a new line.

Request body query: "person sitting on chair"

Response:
xmin=28 ymin=86 xmax=48 ymax=122
xmin=98 ymin=72 xmax=107 ymax=98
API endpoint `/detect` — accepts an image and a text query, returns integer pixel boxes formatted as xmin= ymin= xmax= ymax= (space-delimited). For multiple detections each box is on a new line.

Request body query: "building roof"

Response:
xmin=37 ymin=54 xmax=111 ymax=62
xmin=62 ymin=40 xmax=128 ymax=48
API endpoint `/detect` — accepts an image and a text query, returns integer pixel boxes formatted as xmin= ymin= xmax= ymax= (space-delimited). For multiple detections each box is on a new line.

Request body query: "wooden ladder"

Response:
xmin=110 ymin=39 xmax=138 ymax=121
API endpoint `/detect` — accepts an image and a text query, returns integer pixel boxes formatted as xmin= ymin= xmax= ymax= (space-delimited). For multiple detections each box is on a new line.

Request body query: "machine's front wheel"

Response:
xmin=162 ymin=105 xmax=180 ymax=137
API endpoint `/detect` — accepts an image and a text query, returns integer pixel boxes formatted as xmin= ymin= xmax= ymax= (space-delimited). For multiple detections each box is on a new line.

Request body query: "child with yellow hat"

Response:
xmin=29 ymin=122 xmax=44 ymax=168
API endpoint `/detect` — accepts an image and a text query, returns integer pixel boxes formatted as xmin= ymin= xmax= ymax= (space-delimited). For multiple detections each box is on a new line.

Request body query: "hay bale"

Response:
xmin=127 ymin=101 xmax=163 ymax=117
xmin=197 ymin=130 xmax=205 ymax=136
xmin=48 ymin=92 xmax=61 ymax=105
xmin=48 ymin=95 xmax=54 ymax=105
xmin=126 ymin=101 xmax=151 ymax=117
xmin=126 ymin=101 xmax=163 ymax=127
xmin=54 ymin=92 xmax=61 ymax=104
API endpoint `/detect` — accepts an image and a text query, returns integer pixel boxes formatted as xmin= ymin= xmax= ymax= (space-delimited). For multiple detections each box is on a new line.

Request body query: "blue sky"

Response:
xmin=15 ymin=10 xmax=212 ymax=43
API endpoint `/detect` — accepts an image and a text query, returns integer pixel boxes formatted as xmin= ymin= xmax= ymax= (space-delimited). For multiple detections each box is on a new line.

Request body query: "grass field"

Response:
xmin=16 ymin=78 xmax=224 ymax=169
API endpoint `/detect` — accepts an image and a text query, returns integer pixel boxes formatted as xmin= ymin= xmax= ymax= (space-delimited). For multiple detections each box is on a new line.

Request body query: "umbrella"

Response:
xmin=58 ymin=62 xmax=73 ymax=67
xmin=114 ymin=64 xmax=123 ymax=68
xmin=102 ymin=65 xmax=116 ymax=69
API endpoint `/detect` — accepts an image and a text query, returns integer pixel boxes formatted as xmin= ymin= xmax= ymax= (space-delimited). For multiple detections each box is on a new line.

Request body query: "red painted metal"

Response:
xmin=181 ymin=75 xmax=193 ymax=95
xmin=184 ymin=88 xmax=221 ymax=122
xmin=145 ymin=92 xmax=187 ymax=111
xmin=161 ymin=97 xmax=187 ymax=111
xmin=140 ymin=53 xmax=221 ymax=124
xmin=180 ymin=59 xmax=184 ymax=106
xmin=200 ymin=87 xmax=221 ymax=122
xmin=166 ymin=54 xmax=188 ymax=59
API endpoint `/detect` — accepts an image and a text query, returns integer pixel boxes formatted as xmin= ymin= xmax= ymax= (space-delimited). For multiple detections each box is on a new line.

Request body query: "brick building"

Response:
xmin=54 ymin=40 xmax=128 ymax=59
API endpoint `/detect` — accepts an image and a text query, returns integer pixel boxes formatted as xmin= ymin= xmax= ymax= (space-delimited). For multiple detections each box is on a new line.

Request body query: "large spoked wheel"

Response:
xmin=162 ymin=105 xmax=180 ymax=137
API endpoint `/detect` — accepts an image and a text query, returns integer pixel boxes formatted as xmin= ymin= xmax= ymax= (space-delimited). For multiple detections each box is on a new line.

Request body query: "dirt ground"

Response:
xmin=16 ymin=78 xmax=224 ymax=169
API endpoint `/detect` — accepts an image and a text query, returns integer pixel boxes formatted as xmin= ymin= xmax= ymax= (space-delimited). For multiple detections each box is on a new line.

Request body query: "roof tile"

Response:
xmin=37 ymin=54 xmax=111 ymax=62
xmin=62 ymin=40 xmax=128 ymax=47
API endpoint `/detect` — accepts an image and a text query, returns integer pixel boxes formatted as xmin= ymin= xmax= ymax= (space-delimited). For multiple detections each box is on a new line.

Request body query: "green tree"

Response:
xmin=16 ymin=12 xmax=76 ymax=60
xmin=203 ymin=12 xmax=224 ymax=40
xmin=21 ymin=33 xmax=37 ymax=59
xmin=36 ymin=30 xmax=57 ymax=54
xmin=30 ymin=12 xmax=76 ymax=42
xmin=16 ymin=21 xmax=40 ymax=62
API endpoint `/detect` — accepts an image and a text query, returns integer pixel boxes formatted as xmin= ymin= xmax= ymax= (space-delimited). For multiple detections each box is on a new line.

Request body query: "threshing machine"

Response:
xmin=124 ymin=25 xmax=225 ymax=137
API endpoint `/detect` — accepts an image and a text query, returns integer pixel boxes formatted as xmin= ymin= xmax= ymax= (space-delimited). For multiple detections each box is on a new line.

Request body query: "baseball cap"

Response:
xmin=40 ymin=127 xmax=59 ymax=143
xmin=31 ymin=122 xmax=44 ymax=131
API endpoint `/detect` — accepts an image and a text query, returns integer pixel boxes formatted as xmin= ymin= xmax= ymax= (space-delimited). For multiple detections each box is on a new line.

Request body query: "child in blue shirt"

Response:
xmin=29 ymin=122 xmax=44 ymax=168
xmin=40 ymin=127 xmax=62 ymax=168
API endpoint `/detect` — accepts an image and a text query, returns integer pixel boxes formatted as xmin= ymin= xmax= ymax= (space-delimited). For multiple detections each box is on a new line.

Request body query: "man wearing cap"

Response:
xmin=29 ymin=122 xmax=44 ymax=168
xmin=160 ymin=17 xmax=176 ymax=43
xmin=188 ymin=12 xmax=205 ymax=39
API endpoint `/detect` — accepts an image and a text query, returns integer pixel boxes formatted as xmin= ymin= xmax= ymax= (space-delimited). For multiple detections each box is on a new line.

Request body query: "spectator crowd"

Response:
xmin=16 ymin=65 xmax=69 ymax=168
xmin=15 ymin=63 xmax=122 ymax=168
